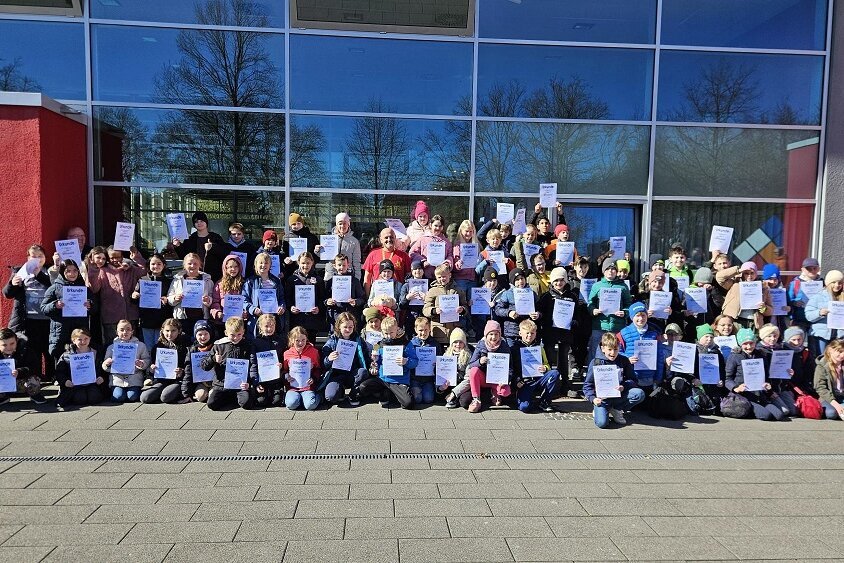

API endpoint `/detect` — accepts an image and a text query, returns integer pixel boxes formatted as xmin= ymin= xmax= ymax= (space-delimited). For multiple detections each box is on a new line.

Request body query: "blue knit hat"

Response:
xmin=629 ymin=301 xmax=647 ymax=320
xmin=761 ymin=264 xmax=780 ymax=280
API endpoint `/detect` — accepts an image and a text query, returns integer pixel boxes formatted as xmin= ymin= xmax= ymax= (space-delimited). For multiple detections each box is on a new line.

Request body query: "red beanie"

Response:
xmin=411 ymin=200 xmax=430 ymax=221
xmin=554 ymin=224 xmax=569 ymax=237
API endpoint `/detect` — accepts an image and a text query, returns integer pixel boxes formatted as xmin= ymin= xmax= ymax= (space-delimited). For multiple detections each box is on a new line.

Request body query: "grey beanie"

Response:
xmin=693 ymin=267 xmax=713 ymax=284
xmin=783 ymin=326 xmax=805 ymax=342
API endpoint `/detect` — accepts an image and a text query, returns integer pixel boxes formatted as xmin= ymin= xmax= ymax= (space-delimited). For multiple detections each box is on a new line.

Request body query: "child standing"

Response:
xmin=422 ymin=263 xmax=468 ymax=346
xmin=587 ymin=259 xmax=631 ymax=360
xmin=102 ymin=319 xmax=149 ymax=403
xmin=323 ymin=254 xmax=364 ymax=328
xmin=131 ymin=253 xmax=173 ymax=352
xmin=399 ymin=260 xmax=428 ymax=336
xmin=617 ymin=301 xmax=666 ymax=394
xmin=201 ymin=317 xmax=252 ymax=410
xmin=285 ymin=252 xmax=326 ymax=343
xmin=282 ymin=326 xmax=322 ymax=410
xmin=40 ymin=259 xmax=94 ymax=364
xmin=88 ymin=245 xmax=147 ymax=343
xmin=243 ymin=253 xmax=287 ymax=339
xmin=181 ymin=320 xmax=215 ymax=403
xmin=141 ymin=319 xmax=189 ymax=404
xmin=409 ymin=317 xmax=441 ymax=405
xmin=493 ymin=269 xmax=540 ymax=348
xmin=583 ymin=332 xmax=645 ymax=428
xmin=168 ymin=253 xmax=214 ymax=339
xmin=54 ymin=328 xmax=105 ymax=409
xmin=511 ymin=319 xmax=559 ymax=412
xmin=538 ymin=267 xmax=579 ymax=399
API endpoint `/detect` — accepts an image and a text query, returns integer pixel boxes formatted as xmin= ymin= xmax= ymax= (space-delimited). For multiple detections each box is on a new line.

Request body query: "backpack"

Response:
xmin=687 ymin=385 xmax=716 ymax=415
xmin=793 ymin=386 xmax=823 ymax=419
xmin=647 ymin=386 xmax=688 ymax=420
xmin=720 ymin=392 xmax=752 ymax=418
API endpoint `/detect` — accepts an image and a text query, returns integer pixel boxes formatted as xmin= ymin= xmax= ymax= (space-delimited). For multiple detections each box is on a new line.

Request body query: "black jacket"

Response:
xmin=174 ymin=231 xmax=228 ymax=282
xmin=3 ymin=268 xmax=51 ymax=333
xmin=40 ymin=275 xmax=95 ymax=356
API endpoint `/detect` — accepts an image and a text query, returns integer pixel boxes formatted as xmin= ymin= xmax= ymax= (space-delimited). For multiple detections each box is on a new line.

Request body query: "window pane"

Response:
xmin=661 ymin=0 xmax=827 ymax=50
xmin=91 ymin=0 xmax=286 ymax=29
xmin=0 ymin=20 xmax=85 ymax=100
xmin=92 ymin=25 xmax=284 ymax=108
xmin=654 ymin=127 xmax=819 ymax=198
xmin=651 ymin=201 xmax=813 ymax=272
xmin=658 ymin=51 xmax=823 ymax=125
xmin=291 ymin=36 xmax=472 ymax=115
xmin=477 ymin=44 xmax=653 ymax=120
xmin=290 ymin=115 xmax=470 ymax=191
xmin=94 ymin=185 xmax=286 ymax=256
xmin=474 ymin=122 xmax=649 ymax=195
xmin=94 ymin=107 xmax=285 ymax=186
xmin=480 ymin=0 xmax=656 ymax=44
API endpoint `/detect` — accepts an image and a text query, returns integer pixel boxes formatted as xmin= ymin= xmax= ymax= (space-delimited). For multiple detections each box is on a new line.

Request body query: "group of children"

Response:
xmin=2 ymin=201 xmax=843 ymax=428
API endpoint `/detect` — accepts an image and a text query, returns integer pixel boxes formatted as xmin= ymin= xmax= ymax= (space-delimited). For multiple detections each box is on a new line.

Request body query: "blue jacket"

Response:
xmin=321 ymin=333 xmax=371 ymax=375
xmin=805 ymin=290 xmax=836 ymax=340
xmin=373 ymin=338 xmax=418 ymax=386
xmin=493 ymin=287 xmax=539 ymax=341
xmin=617 ymin=322 xmax=666 ymax=387
xmin=242 ymin=274 xmax=286 ymax=337
xmin=583 ymin=349 xmax=636 ymax=403
xmin=788 ymin=276 xmax=822 ymax=326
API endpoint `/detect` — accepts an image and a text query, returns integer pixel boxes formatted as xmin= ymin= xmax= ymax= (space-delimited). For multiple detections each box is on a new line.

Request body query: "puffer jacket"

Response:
xmin=40 ymin=274 xmax=95 ymax=356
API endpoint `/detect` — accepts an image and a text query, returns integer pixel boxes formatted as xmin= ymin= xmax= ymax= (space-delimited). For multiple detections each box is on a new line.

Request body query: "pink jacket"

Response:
xmin=88 ymin=262 xmax=146 ymax=323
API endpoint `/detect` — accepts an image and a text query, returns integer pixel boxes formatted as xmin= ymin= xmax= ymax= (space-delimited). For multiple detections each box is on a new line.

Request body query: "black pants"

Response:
xmin=542 ymin=337 xmax=571 ymax=395
xmin=140 ymin=381 xmax=184 ymax=404
xmin=357 ymin=378 xmax=414 ymax=409
xmin=207 ymin=387 xmax=251 ymax=410
xmin=251 ymin=380 xmax=285 ymax=408
xmin=25 ymin=318 xmax=53 ymax=381
xmin=56 ymin=383 xmax=105 ymax=407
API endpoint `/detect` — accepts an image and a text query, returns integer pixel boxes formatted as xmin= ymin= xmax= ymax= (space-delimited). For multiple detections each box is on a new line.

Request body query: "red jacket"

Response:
xmin=282 ymin=342 xmax=322 ymax=391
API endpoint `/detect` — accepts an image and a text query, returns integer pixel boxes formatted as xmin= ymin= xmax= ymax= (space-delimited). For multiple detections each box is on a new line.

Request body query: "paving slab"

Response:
xmin=165 ymin=542 xmax=286 ymax=563
xmin=544 ymin=515 xmax=657 ymax=538
xmin=488 ymin=498 xmax=587 ymax=517
xmin=611 ymin=535 xmax=738 ymax=561
xmin=43 ymin=543 xmax=173 ymax=563
xmin=57 ymin=488 xmax=165 ymax=505
xmin=506 ymin=537 xmax=627 ymax=562
xmin=0 ymin=546 xmax=57 ymax=563
xmin=447 ymin=516 xmax=554 ymax=538
xmin=0 ymin=505 xmax=97 ymax=525
xmin=0 ymin=488 xmax=70 ymax=505
xmin=157 ymin=485 xmax=258 ymax=504
xmin=121 ymin=521 xmax=241 ymax=544
xmin=30 ymin=472 xmax=133 ymax=489
xmin=191 ymin=501 xmax=297 ymax=521
xmin=85 ymin=503 xmax=200 ymax=524
xmin=3 ymin=523 xmax=133 ymax=546
xmin=395 ymin=498 xmax=492 ymax=517
xmin=255 ymin=484 xmax=349 ymax=501
xmin=294 ymin=499 xmax=394 ymax=518
xmin=282 ymin=539 xmax=397 ymax=563
xmin=399 ymin=538 xmax=514 ymax=562
xmin=344 ymin=517 xmax=449 ymax=539
xmin=235 ymin=518 xmax=344 ymax=541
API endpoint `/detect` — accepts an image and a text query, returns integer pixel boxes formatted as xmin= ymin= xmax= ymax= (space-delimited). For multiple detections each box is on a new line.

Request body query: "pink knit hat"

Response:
xmin=484 ymin=320 xmax=501 ymax=335
xmin=411 ymin=200 xmax=430 ymax=221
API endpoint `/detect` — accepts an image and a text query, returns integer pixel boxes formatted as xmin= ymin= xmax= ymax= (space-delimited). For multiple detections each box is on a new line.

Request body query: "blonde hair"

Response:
xmin=183 ymin=252 xmax=203 ymax=270
xmin=224 ymin=317 xmax=245 ymax=335
xmin=486 ymin=228 xmax=502 ymax=241
xmin=434 ymin=263 xmax=451 ymax=277
xmin=288 ymin=326 xmax=308 ymax=347
xmin=220 ymin=255 xmax=244 ymax=294
xmin=381 ymin=316 xmax=398 ymax=331
xmin=600 ymin=332 xmax=618 ymax=350
xmin=334 ymin=312 xmax=357 ymax=336
xmin=519 ymin=319 xmax=537 ymax=332
xmin=116 ymin=319 xmax=133 ymax=331
xmin=457 ymin=220 xmax=478 ymax=245
xmin=254 ymin=253 xmax=272 ymax=271
xmin=414 ymin=316 xmax=430 ymax=330
xmin=257 ymin=314 xmax=276 ymax=334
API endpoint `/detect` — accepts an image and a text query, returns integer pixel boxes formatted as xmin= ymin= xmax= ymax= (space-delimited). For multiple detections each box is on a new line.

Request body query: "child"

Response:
xmin=537 ymin=267 xmax=580 ymax=398
xmin=682 ymin=266 xmax=717 ymax=343
xmin=323 ymin=254 xmax=365 ymax=328
xmin=399 ymin=260 xmax=428 ymax=336
xmin=470 ymin=267 xmax=499 ymax=343
xmin=224 ymin=222 xmax=258 ymax=278
xmin=514 ymin=224 xmax=541 ymax=271
xmin=761 ymin=264 xmax=790 ymax=333
xmin=583 ymin=332 xmax=645 ymax=428
xmin=406 ymin=200 xmax=432 ymax=247
xmin=171 ymin=211 xmax=227 ymax=283
xmin=451 ymin=220 xmax=482 ymax=298
xmin=201 ymin=317 xmax=252 ymax=410
xmin=724 ymin=328 xmax=788 ymax=421
xmin=691 ymin=324 xmax=726 ymax=413
xmin=422 ymin=263 xmax=467 ymax=346
xmin=465 ymin=320 xmax=512 ymax=413
xmin=782 ymin=326 xmax=815 ymax=393
xmin=366 ymin=259 xmax=401 ymax=315
xmin=285 ymin=251 xmax=326 ymax=343
xmin=257 ymin=229 xmax=292 ymax=276
xmin=787 ymin=257 xmax=822 ymax=332
xmin=755 ymin=324 xmax=797 ymax=417
xmin=102 ymin=319 xmax=149 ymax=403
xmin=40 ymin=259 xmax=94 ymax=364
xmin=357 ymin=316 xmax=418 ymax=409
xmin=568 ymin=256 xmax=594 ymax=379
xmin=210 ymin=254 xmax=246 ymax=334
xmin=474 ymin=228 xmax=514 ymax=279
xmin=141 ymin=319 xmax=189 ymax=404
xmin=617 ymin=301 xmax=665 ymax=394
xmin=511 ymin=319 xmax=559 ymax=412
xmin=544 ymin=224 xmax=578 ymax=269
xmin=716 ymin=261 xmax=772 ymax=330
xmin=441 ymin=328 xmax=473 ymax=408
xmin=527 ymin=253 xmax=551 ymax=297
xmin=805 ymin=270 xmax=843 ymax=356
xmin=362 ymin=307 xmax=385 ymax=346
xmin=249 ymin=313 xmax=285 ymax=409
xmin=131 ymin=253 xmax=173 ymax=352
xmin=409 ymin=317 xmax=440 ymax=405
xmin=88 ymin=245 xmax=147 ymax=343
xmin=493 ymin=269 xmax=540 ymax=347
xmin=282 ymin=326 xmax=323 ymax=410
xmin=181 ymin=320 xmax=214 ymax=403
xmin=168 ymin=252 xmax=214 ymax=339
xmin=54 ymin=328 xmax=105 ymax=409
xmin=408 ymin=214 xmax=453 ymax=279
xmin=587 ymin=259 xmax=631 ymax=360
xmin=321 ymin=312 xmax=371 ymax=405
xmin=667 ymin=245 xmax=695 ymax=287
xmin=814 ymin=339 xmax=844 ymax=420
xmin=243 ymin=253 xmax=287 ymax=339
xmin=0 ymin=328 xmax=44 ymax=406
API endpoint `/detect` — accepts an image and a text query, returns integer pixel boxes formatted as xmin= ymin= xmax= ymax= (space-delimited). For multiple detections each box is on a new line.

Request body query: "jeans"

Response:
xmin=286 ymin=390 xmax=319 ymax=410
xmin=516 ymin=370 xmax=559 ymax=412
xmin=410 ymin=377 xmax=435 ymax=404
xmin=822 ymin=401 xmax=844 ymax=420
xmin=112 ymin=386 xmax=141 ymax=403
xmin=587 ymin=330 xmax=605 ymax=363
xmin=322 ymin=368 xmax=367 ymax=403
xmin=592 ymin=388 xmax=646 ymax=428
xmin=141 ymin=328 xmax=159 ymax=354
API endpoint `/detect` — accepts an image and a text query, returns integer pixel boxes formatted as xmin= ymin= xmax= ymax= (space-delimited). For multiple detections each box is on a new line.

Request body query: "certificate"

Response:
xmin=331 ymin=275 xmax=352 ymax=303
xmin=295 ymin=284 xmax=316 ymax=312
xmin=552 ymin=299 xmax=574 ymax=329
xmin=426 ymin=241 xmax=446 ymax=266
xmin=414 ymin=346 xmax=436 ymax=377
xmin=496 ymin=202 xmax=515 ymax=224
xmin=365 ymin=331 xmax=383 ymax=346
xmin=54 ymin=239 xmax=82 ymax=266
xmin=319 ymin=234 xmax=339 ymax=261
xmin=69 ymin=352 xmax=96 ymax=385
xmin=224 ymin=358 xmax=249 ymax=390
xmin=288 ymin=237 xmax=307 ymax=261
xmin=609 ymin=236 xmax=626 ymax=258
xmin=439 ymin=294 xmax=460 ymax=324
xmin=139 ymin=280 xmax=162 ymax=309
xmin=698 ymin=353 xmax=721 ymax=385
xmin=556 ymin=242 xmax=575 ymax=265
xmin=827 ymin=301 xmax=844 ymax=330
xmin=61 ymin=285 xmax=87 ymax=318
xmin=800 ymin=280 xmax=823 ymax=298
xmin=222 ymin=293 xmax=245 ymax=321
xmin=769 ymin=288 xmax=788 ymax=316
xmin=708 ymin=225 xmax=734 ymax=253
xmin=406 ymin=279 xmax=428 ymax=306
xmin=381 ymin=345 xmax=404 ymax=377
xmin=513 ymin=287 xmax=535 ymax=316
xmin=485 ymin=352 xmax=510 ymax=385
xmin=523 ymin=243 xmax=540 ymax=263
xmin=460 ymin=244 xmax=479 ymax=269
xmin=113 ymin=221 xmax=135 ymax=252
xmin=593 ymin=364 xmax=621 ymax=398
xmin=371 ymin=280 xmax=394 ymax=301
xmin=332 ymin=339 xmax=357 ymax=372
xmin=598 ymin=288 xmax=622 ymax=315
xmin=111 ymin=342 xmax=138 ymax=375
xmin=649 ymin=290 xmax=673 ymax=319
xmin=674 ymin=276 xmax=690 ymax=292
xmin=470 ymin=287 xmax=492 ymax=316
xmin=270 ymin=254 xmax=281 ymax=277
xmin=436 ymin=355 xmax=458 ymax=387
xmin=684 ymin=287 xmax=708 ymax=314
xmin=512 ymin=208 xmax=527 ymax=235
xmin=539 ymin=182 xmax=557 ymax=208
xmin=520 ymin=346 xmax=543 ymax=378
xmin=256 ymin=350 xmax=281 ymax=382
xmin=154 ymin=348 xmax=179 ymax=380
xmin=166 ymin=213 xmax=189 ymax=241
xmin=579 ymin=278 xmax=597 ymax=303
xmin=769 ymin=349 xmax=794 ymax=379
xmin=487 ymin=250 xmax=505 ymax=273
xmin=633 ymin=339 xmax=657 ymax=371
xmin=384 ymin=218 xmax=408 ymax=239
xmin=738 ymin=281 xmax=763 ymax=310
xmin=258 ymin=288 xmax=279 ymax=313
xmin=741 ymin=358 xmax=766 ymax=391
xmin=671 ymin=341 xmax=697 ymax=374
xmin=0 ymin=359 xmax=16 ymax=393
xmin=190 ymin=352 xmax=214 ymax=383
xmin=714 ymin=335 xmax=738 ymax=359
xmin=181 ymin=279 xmax=205 ymax=309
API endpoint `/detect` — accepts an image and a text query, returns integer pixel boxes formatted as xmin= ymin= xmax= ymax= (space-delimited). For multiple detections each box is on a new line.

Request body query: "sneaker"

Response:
xmin=55 ymin=402 xmax=66 ymax=411
xmin=468 ymin=398 xmax=482 ymax=413
xmin=490 ymin=393 xmax=503 ymax=407
xmin=444 ymin=393 xmax=458 ymax=409
xmin=30 ymin=393 xmax=49 ymax=405
xmin=379 ymin=400 xmax=391 ymax=409
xmin=348 ymin=390 xmax=361 ymax=407
xmin=539 ymin=400 xmax=555 ymax=413
xmin=609 ymin=408 xmax=626 ymax=424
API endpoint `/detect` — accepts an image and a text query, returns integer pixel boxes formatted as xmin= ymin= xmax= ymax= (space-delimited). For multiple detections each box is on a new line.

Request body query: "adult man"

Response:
xmin=362 ymin=228 xmax=411 ymax=292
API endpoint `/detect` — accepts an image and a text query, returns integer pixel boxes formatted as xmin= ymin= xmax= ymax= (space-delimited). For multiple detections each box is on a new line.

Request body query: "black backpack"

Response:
xmin=687 ymin=385 xmax=716 ymax=415
xmin=646 ymin=386 xmax=688 ymax=420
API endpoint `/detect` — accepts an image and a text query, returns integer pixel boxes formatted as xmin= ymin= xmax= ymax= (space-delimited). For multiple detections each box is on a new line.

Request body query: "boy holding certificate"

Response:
xmin=493 ymin=269 xmax=540 ymax=347
xmin=583 ymin=333 xmax=644 ymax=428
xmin=54 ymin=328 xmax=105 ymax=409
xmin=511 ymin=320 xmax=559 ymax=412
xmin=724 ymin=329 xmax=789 ymax=421
xmin=408 ymin=317 xmax=441 ymax=405
xmin=357 ymin=317 xmax=418 ymax=409
xmin=691 ymin=325 xmax=727 ymax=413
xmin=399 ymin=260 xmax=428 ymax=335
xmin=0 ymin=328 xmax=47 ymax=406
xmin=245 ymin=314 xmax=284 ymax=408
xmin=285 ymin=252 xmax=325 ymax=343
xmin=40 ymin=259 xmax=94 ymax=363
xmin=587 ymin=259 xmax=632 ymax=361
xmin=181 ymin=321 xmax=215 ymax=403
xmin=323 ymin=254 xmax=365 ymax=328
xmin=422 ymin=263 xmax=467 ymax=346
xmin=617 ymin=302 xmax=666 ymax=393
xmin=755 ymin=324 xmax=798 ymax=417
xmin=200 ymin=318 xmax=253 ymax=410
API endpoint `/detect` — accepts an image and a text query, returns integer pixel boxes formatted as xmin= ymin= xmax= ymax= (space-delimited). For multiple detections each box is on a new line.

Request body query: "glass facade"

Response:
xmin=0 ymin=0 xmax=828 ymax=272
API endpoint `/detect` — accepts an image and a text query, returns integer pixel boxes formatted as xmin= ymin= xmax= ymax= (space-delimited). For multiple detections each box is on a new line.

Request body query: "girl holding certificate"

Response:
xmin=755 ymin=324 xmax=798 ymax=417
xmin=40 ymin=259 xmax=94 ymax=363
xmin=54 ymin=329 xmax=105 ymax=409
xmin=285 ymin=252 xmax=325 ymax=343
xmin=451 ymin=220 xmax=482 ymax=299
xmin=130 ymin=253 xmax=172 ymax=352
xmin=141 ymin=319 xmax=189 ymax=404
xmin=181 ymin=321 xmax=215 ymax=403
xmin=87 ymin=246 xmax=147 ymax=344
xmin=210 ymin=255 xmax=246 ymax=332
xmin=538 ymin=267 xmax=580 ymax=399
xmin=464 ymin=320 xmax=512 ymax=413
xmin=102 ymin=320 xmax=149 ymax=403
xmin=247 ymin=314 xmax=285 ymax=409
xmin=409 ymin=214 xmax=453 ymax=279
xmin=805 ymin=270 xmax=844 ymax=355
xmin=200 ymin=317 xmax=253 ymax=411
xmin=724 ymin=329 xmax=788 ymax=421
xmin=405 ymin=200 xmax=432 ymax=248
xmin=813 ymin=339 xmax=844 ymax=420
xmin=716 ymin=261 xmax=772 ymax=330
xmin=282 ymin=326 xmax=322 ymax=410
xmin=321 ymin=313 xmax=372 ymax=406
xmin=168 ymin=253 xmax=214 ymax=340
xmin=243 ymin=253 xmax=287 ymax=340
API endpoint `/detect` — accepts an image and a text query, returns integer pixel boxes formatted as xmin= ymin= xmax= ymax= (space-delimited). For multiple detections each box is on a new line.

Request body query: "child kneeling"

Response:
xmin=282 ymin=326 xmax=322 ymax=410
xmin=583 ymin=332 xmax=645 ymax=428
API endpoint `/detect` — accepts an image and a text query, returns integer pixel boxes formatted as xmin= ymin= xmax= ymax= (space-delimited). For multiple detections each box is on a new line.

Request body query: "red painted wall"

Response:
xmin=0 ymin=105 xmax=88 ymax=327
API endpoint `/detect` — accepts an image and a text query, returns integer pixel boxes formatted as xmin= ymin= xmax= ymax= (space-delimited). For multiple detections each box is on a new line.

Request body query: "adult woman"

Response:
xmin=318 ymin=212 xmax=362 ymax=281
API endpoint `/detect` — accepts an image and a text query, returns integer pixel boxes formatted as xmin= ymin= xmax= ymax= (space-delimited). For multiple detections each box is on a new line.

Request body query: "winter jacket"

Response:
xmin=787 ymin=276 xmax=823 ymax=326
xmin=173 ymin=230 xmax=228 ymax=282
xmin=422 ymin=280 xmax=467 ymax=344
xmin=372 ymin=336 xmax=419 ymax=386
xmin=55 ymin=344 xmax=103 ymax=388
xmin=249 ymin=333 xmax=284 ymax=387
xmin=538 ymin=285 xmax=578 ymax=345
xmin=282 ymin=342 xmax=322 ymax=391
xmin=242 ymin=273 xmax=287 ymax=338
xmin=716 ymin=266 xmax=773 ymax=329
xmin=87 ymin=261 xmax=147 ymax=324
xmin=2 ymin=268 xmax=51 ymax=332
xmin=806 ymin=290 xmax=842 ymax=341
xmin=132 ymin=273 xmax=173 ymax=330
xmin=409 ymin=234 xmax=454 ymax=279
xmin=617 ymin=322 xmax=666 ymax=387
xmin=224 ymin=238 xmax=258 ymax=278
xmin=725 ymin=348 xmax=771 ymax=403
xmin=451 ymin=242 xmax=481 ymax=282
xmin=323 ymin=228 xmax=362 ymax=281
xmin=582 ymin=349 xmax=636 ymax=403
xmin=168 ymin=271 xmax=214 ymax=321
xmin=182 ymin=341 xmax=215 ymax=397
xmin=493 ymin=286 xmax=539 ymax=342
xmin=285 ymin=268 xmax=326 ymax=335
xmin=103 ymin=336 xmax=149 ymax=389
xmin=321 ymin=333 xmax=371 ymax=376
xmin=200 ymin=336 xmax=254 ymax=389
xmin=40 ymin=275 xmax=95 ymax=356
xmin=467 ymin=338 xmax=513 ymax=384
xmin=814 ymin=357 xmax=844 ymax=405
xmin=147 ymin=340 xmax=188 ymax=386
xmin=510 ymin=337 xmax=550 ymax=384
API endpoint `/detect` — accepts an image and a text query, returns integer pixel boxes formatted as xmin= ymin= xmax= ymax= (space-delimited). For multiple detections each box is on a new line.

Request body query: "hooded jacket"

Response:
xmin=40 ymin=273 xmax=95 ymax=356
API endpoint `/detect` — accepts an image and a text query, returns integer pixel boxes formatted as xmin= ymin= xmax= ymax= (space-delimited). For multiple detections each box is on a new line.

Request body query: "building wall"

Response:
xmin=822 ymin=0 xmax=844 ymax=268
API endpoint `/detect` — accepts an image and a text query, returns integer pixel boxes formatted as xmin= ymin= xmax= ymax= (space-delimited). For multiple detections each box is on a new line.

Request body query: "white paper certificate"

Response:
xmin=698 ymin=353 xmax=721 ymax=385
xmin=460 ymin=244 xmax=479 ymax=269
xmin=111 ymin=342 xmax=138 ymax=375
xmin=539 ymin=183 xmax=557 ymax=208
xmin=190 ymin=352 xmax=214 ymax=383
xmin=436 ymin=355 xmax=458 ymax=386
xmin=381 ymin=345 xmax=404 ymax=377
xmin=556 ymin=242 xmax=575 ymax=265
xmin=609 ymin=236 xmax=626 ymax=258
xmin=741 ymin=358 xmax=766 ymax=391
xmin=593 ymin=364 xmax=621 ymax=398
xmin=258 ymin=288 xmax=279 ymax=313
xmin=496 ymin=203 xmax=515 ymax=224
xmin=800 ymin=280 xmax=823 ymax=298
xmin=552 ymin=299 xmax=574 ymax=329
xmin=512 ymin=208 xmax=527 ymax=235
xmin=61 ymin=285 xmax=87 ymax=318
xmin=523 ymin=243 xmax=540 ymax=264
xmin=520 ymin=346 xmax=543 ymax=378
xmin=270 ymin=254 xmax=281 ymax=277
xmin=154 ymin=348 xmax=179 ymax=380
xmin=828 ymin=301 xmax=844 ymax=330
xmin=738 ymin=281 xmax=763 ymax=311
xmin=319 ymin=234 xmax=339 ymax=261
xmin=181 ymin=279 xmax=204 ymax=309
xmin=513 ymin=287 xmax=535 ymax=316
xmin=166 ymin=213 xmax=190 ymax=241
xmin=674 ymin=276 xmax=690 ymax=292
xmin=579 ymin=278 xmax=597 ymax=303
xmin=769 ymin=349 xmax=794 ymax=379
xmin=708 ymin=225 xmax=734 ymax=253
xmin=224 ymin=358 xmax=249 ymax=389
xmin=113 ymin=221 xmax=135 ymax=252
xmin=684 ymin=287 xmax=708 ymax=314
xmin=415 ymin=346 xmax=436 ymax=377
xmin=139 ymin=280 xmax=162 ymax=309
xmin=0 ymin=359 xmax=14 ymax=393
xmin=69 ymin=352 xmax=96 ymax=385
xmin=485 ymin=352 xmax=510 ymax=385
xmin=649 ymin=290 xmax=673 ymax=319
xmin=222 ymin=294 xmax=245 ymax=321
xmin=288 ymin=237 xmax=307 ymax=261
xmin=371 ymin=280 xmax=394 ymax=301
xmin=439 ymin=294 xmax=460 ymax=324
xmin=471 ymin=287 xmax=492 ymax=316
xmin=384 ymin=218 xmax=408 ymax=239
xmin=295 ymin=284 xmax=316 ymax=312
xmin=332 ymin=275 xmax=352 ymax=303
xmin=406 ymin=279 xmax=428 ymax=306
xmin=714 ymin=335 xmax=738 ymax=358
xmin=426 ymin=241 xmax=446 ymax=266
xmin=256 ymin=350 xmax=281 ymax=382
xmin=332 ymin=339 xmax=357 ymax=372
xmin=671 ymin=341 xmax=697 ymax=374
xmin=769 ymin=288 xmax=788 ymax=316
xmin=633 ymin=339 xmax=657 ymax=371
xmin=54 ymin=239 xmax=82 ymax=266
xmin=487 ymin=250 xmax=505 ymax=273
xmin=598 ymin=288 xmax=622 ymax=315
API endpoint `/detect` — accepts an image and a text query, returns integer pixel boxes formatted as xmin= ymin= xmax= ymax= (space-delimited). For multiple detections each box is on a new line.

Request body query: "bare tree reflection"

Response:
xmin=0 ymin=58 xmax=40 ymax=92
xmin=344 ymin=100 xmax=412 ymax=192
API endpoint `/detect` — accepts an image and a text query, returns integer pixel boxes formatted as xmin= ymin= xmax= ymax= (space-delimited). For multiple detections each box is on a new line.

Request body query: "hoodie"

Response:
xmin=582 ymin=349 xmax=636 ymax=403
